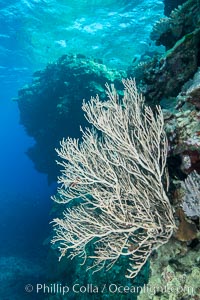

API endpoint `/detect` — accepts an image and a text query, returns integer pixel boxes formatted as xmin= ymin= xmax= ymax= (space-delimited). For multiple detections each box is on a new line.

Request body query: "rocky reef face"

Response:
xmin=164 ymin=69 xmax=200 ymax=175
xmin=17 ymin=54 xmax=124 ymax=182
xmin=132 ymin=1 xmax=200 ymax=298
xmin=128 ymin=0 xmax=200 ymax=104
xmin=128 ymin=0 xmax=200 ymax=184
xmin=129 ymin=28 xmax=200 ymax=104
xmin=153 ymin=0 xmax=200 ymax=49
xmin=137 ymin=239 xmax=200 ymax=300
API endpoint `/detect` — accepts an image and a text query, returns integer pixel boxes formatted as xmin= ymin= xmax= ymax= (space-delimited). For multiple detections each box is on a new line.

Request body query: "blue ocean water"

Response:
xmin=0 ymin=1 xmax=164 ymax=299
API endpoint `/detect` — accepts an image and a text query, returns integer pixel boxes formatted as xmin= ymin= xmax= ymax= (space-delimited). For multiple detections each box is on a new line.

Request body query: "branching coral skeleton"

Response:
xmin=51 ymin=78 xmax=176 ymax=278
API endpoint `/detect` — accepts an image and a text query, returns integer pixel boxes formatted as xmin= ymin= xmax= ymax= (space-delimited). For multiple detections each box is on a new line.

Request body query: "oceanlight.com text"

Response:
xmin=25 ymin=282 xmax=195 ymax=296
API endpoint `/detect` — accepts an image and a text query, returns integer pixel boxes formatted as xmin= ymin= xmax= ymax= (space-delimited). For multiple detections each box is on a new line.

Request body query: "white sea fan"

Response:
xmin=51 ymin=79 xmax=176 ymax=279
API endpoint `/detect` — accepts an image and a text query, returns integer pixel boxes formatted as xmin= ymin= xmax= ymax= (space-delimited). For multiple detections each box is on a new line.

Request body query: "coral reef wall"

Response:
xmin=133 ymin=1 xmax=200 ymax=298
xmin=17 ymin=55 xmax=124 ymax=182
xmin=128 ymin=0 xmax=200 ymax=104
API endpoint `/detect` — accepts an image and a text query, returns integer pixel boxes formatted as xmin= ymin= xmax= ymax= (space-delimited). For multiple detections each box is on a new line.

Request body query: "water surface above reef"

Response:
xmin=0 ymin=0 xmax=164 ymax=81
